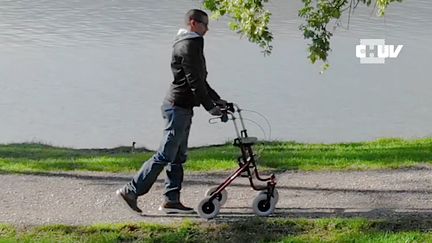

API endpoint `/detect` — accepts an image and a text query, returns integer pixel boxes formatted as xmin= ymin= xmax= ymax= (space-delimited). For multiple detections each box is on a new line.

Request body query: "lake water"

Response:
xmin=1 ymin=0 xmax=432 ymax=149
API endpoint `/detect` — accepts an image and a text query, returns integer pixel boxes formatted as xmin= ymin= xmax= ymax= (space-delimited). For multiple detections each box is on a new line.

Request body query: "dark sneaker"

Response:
xmin=158 ymin=202 xmax=195 ymax=214
xmin=116 ymin=188 xmax=142 ymax=214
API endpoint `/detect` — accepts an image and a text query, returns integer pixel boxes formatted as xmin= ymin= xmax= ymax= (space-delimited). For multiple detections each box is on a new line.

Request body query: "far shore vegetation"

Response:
xmin=1 ymin=138 xmax=432 ymax=174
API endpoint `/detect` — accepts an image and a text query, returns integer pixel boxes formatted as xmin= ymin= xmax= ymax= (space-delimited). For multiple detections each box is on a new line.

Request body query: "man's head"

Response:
xmin=185 ymin=9 xmax=209 ymax=36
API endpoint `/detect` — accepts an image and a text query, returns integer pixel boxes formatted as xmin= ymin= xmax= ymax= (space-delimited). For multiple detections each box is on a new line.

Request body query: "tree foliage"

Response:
xmin=203 ymin=0 xmax=273 ymax=55
xmin=202 ymin=0 xmax=402 ymax=68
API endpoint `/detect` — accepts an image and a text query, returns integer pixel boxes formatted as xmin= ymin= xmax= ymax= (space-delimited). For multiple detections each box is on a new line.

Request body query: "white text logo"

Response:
xmin=356 ymin=39 xmax=403 ymax=64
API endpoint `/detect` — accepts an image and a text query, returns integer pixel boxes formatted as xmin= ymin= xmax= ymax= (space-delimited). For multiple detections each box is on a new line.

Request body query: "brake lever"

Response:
xmin=208 ymin=112 xmax=229 ymax=124
xmin=209 ymin=102 xmax=234 ymax=124
xmin=226 ymin=103 xmax=235 ymax=112
xmin=209 ymin=117 xmax=220 ymax=124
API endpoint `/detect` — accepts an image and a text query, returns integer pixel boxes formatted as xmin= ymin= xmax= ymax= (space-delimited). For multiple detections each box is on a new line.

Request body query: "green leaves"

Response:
xmin=298 ymin=0 xmax=347 ymax=67
xmin=202 ymin=0 xmax=401 ymax=69
xmin=376 ymin=0 xmax=403 ymax=16
xmin=203 ymin=0 xmax=273 ymax=55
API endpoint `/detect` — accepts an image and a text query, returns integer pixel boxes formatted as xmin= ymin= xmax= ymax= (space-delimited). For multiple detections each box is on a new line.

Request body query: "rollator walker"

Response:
xmin=196 ymin=103 xmax=279 ymax=219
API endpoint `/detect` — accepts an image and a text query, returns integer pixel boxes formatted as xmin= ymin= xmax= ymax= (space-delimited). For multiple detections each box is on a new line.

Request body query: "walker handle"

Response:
xmin=219 ymin=103 xmax=235 ymax=123
xmin=209 ymin=103 xmax=235 ymax=124
xmin=224 ymin=103 xmax=235 ymax=113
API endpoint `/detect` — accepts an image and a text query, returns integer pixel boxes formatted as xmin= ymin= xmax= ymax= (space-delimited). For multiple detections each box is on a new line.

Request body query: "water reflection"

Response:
xmin=0 ymin=0 xmax=431 ymax=148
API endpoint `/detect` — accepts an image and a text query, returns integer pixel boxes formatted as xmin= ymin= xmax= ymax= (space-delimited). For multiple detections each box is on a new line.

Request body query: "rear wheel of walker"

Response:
xmin=197 ymin=196 xmax=221 ymax=219
xmin=205 ymin=187 xmax=228 ymax=206
xmin=252 ymin=192 xmax=277 ymax=216
xmin=259 ymin=188 xmax=279 ymax=204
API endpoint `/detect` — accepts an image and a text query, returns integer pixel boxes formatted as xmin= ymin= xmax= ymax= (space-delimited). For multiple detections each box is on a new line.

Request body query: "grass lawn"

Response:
xmin=1 ymin=138 xmax=432 ymax=174
xmin=1 ymin=138 xmax=432 ymax=242
xmin=1 ymin=218 xmax=432 ymax=242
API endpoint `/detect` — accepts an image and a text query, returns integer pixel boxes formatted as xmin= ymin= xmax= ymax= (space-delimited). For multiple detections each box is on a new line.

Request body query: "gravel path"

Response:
xmin=1 ymin=168 xmax=432 ymax=226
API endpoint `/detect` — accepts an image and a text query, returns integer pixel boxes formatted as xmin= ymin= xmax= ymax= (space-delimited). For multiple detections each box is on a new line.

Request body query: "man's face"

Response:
xmin=190 ymin=16 xmax=209 ymax=36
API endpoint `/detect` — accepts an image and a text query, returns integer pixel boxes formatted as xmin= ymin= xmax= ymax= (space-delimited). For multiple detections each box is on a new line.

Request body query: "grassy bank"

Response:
xmin=1 ymin=138 xmax=432 ymax=174
xmin=1 ymin=218 xmax=432 ymax=242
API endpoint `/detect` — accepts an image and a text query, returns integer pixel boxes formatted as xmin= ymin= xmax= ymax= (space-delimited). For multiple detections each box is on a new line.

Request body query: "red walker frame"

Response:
xmin=197 ymin=103 xmax=278 ymax=219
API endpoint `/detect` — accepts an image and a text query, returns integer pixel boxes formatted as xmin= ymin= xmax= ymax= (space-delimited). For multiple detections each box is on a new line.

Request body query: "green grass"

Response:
xmin=1 ymin=138 xmax=432 ymax=174
xmin=1 ymin=218 xmax=432 ymax=242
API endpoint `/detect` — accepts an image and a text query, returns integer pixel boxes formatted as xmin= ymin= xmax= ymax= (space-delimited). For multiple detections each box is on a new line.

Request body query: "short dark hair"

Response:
xmin=185 ymin=9 xmax=208 ymax=25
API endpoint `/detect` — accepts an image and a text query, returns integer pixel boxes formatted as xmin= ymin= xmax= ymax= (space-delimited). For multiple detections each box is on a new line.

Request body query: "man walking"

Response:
xmin=116 ymin=9 xmax=227 ymax=214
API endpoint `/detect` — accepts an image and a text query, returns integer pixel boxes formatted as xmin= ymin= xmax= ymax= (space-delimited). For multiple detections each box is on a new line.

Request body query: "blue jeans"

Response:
xmin=125 ymin=103 xmax=193 ymax=203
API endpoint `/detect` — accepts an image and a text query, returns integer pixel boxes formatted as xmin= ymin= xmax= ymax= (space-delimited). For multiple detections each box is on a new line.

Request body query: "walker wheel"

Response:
xmin=259 ymin=188 xmax=279 ymax=205
xmin=205 ymin=187 xmax=228 ymax=206
xmin=252 ymin=192 xmax=276 ymax=216
xmin=197 ymin=196 xmax=221 ymax=219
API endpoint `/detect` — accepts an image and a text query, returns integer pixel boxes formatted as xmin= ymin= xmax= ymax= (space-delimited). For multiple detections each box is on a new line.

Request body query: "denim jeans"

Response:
xmin=125 ymin=102 xmax=193 ymax=203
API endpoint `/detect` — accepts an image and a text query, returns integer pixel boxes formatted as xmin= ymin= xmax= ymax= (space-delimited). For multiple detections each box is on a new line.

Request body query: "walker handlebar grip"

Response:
xmin=219 ymin=103 xmax=234 ymax=123
xmin=218 ymin=103 xmax=234 ymax=112
xmin=226 ymin=102 xmax=235 ymax=112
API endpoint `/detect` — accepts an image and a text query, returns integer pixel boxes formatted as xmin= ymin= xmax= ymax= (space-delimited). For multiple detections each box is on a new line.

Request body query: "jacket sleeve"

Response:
xmin=180 ymin=39 xmax=216 ymax=111
xmin=205 ymin=81 xmax=221 ymax=101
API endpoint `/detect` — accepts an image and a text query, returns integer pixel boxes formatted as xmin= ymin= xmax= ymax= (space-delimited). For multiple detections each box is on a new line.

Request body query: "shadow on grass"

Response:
xmin=6 ymin=216 xmax=432 ymax=243
xmin=0 ymin=143 xmax=152 ymax=160
xmin=261 ymin=145 xmax=432 ymax=162
xmin=135 ymin=208 xmax=432 ymax=223
xmin=205 ymin=216 xmax=432 ymax=242
xmin=2 ymin=141 xmax=432 ymax=173
xmin=128 ymin=210 xmax=432 ymax=242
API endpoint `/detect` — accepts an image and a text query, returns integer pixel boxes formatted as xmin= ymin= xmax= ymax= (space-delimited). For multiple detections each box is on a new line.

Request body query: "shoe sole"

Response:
xmin=158 ymin=206 xmax=195 ymax=214
xmin=116 ymin=189 xmax=142 ymax=214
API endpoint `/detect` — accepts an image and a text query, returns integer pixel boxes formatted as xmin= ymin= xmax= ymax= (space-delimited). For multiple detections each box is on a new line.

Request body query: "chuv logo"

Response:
xmin=356 ymin=39 xmax=403 ymax=64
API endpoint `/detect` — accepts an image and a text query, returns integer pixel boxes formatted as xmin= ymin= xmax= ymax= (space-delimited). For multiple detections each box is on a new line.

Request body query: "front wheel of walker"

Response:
xmin=258 ymin=188 xmax=279 ymax=205
xmin=205 ymin=187 xmax=228 ymax=206
xmin=197 ymin=196 xmax=221 ymax=219
xmin=252 ymin=192 xmax=276 ymax=217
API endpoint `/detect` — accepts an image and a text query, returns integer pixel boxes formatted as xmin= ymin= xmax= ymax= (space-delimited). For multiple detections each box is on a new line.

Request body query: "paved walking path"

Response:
xmin=1 ymin=168 xmax=432 ymax=226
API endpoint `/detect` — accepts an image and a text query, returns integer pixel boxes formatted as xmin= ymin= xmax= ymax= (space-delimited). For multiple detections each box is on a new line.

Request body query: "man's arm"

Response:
xmin=181 ymin=39 xmax=216 ymax=111
xmin=205 ymin=81 xmax=221 ymax=101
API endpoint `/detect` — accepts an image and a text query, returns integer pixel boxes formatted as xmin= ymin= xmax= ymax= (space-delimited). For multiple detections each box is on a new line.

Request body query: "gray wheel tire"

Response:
xmin=205 ymin=187 xmax=228 ymax=206
xmin=259 ymin=188 xmax=279 ymax=205
xmin=252 ymin=193 xmax=276 ymax=216
xmin=197 ymin=196 xmax=221 ymax=219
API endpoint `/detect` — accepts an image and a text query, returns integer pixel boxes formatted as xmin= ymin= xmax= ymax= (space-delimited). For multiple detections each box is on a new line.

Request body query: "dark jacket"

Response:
xmin=164 ymin=30 xmax=220 ymax=110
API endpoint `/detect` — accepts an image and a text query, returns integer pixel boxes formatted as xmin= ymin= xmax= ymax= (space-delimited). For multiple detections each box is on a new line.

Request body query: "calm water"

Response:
xmin=1 ymin=0 xmax=432 ymax=149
